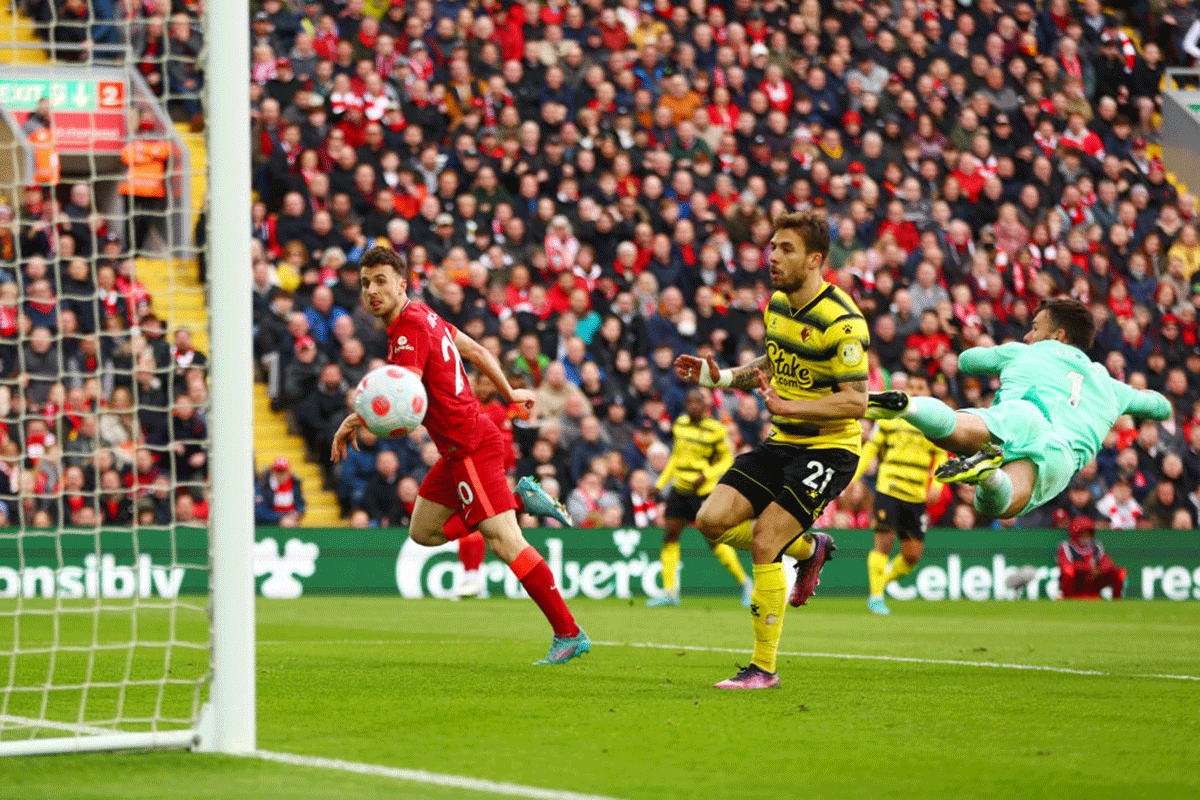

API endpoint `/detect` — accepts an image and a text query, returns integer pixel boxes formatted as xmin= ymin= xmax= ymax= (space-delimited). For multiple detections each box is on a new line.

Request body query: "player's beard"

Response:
xmin=769 ymin=268 xmax=803 ymax=294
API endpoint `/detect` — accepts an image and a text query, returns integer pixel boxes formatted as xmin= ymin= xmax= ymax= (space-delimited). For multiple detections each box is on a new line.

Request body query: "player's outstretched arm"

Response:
xmin=331 ymin=413 xmax=362 ymax=463
xmin=1116 ymin=383 xmax=1174 ymax=422
xmin=958 ymin=344 xmax=1017 ymax=376
xmin=454 ymin=329 xmax=535 ymax=415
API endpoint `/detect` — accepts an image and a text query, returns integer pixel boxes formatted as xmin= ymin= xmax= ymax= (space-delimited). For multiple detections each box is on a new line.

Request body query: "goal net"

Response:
xmin=0 ymin=0 xmax=253 ymax=756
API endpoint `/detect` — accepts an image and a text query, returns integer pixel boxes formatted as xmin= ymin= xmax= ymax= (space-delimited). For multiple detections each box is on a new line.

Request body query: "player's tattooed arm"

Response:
xmin=729 ymin=355 xmax=771 ymax=390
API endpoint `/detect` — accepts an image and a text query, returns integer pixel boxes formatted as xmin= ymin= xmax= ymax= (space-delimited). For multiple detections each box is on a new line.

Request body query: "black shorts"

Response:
xmin=663 ymin=488 xmax=705 ymax=522
xmin=719 ymin=443 xmax=858 ymax=530
xmin=873 ymin=493 xmax=928 ymax=541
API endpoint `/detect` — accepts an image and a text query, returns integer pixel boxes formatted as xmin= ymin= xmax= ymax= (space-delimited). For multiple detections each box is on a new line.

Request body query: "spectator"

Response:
xmin=304 ymin=285 xmax=348 ymax=346
xmin=281 ymin=334 xmax=326 ymax=408
xmin=335 ymin=426 xmax=381 ymax=516
xmin=168 ymin=13 xmax=205 ymax=129
xmin=565 ymin=470 xmax=623 ymax=528
xmin=255 ymin=456 xmax=306 ymax=527
xmin=169 ymin=392 xmax=208 ymax=488
xmin=362 ymin=449 xmax=402 ymax=525
xmin=119 ymin=117 xmax=171 ymax=256
xmin=1057 ymin=517 xmax=1127 ymax=599
xmin=569 ymin=415 xmax=609 ymax=484
xmin=1097 ymin=478 xmax=1143 ymax=529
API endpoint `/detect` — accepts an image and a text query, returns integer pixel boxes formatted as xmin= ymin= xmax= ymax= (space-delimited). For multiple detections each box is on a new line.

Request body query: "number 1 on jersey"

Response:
xmin=1066 ymin=371 xmax=1084 ymax=408
xmin=441 ymin=334 xmax=466 ymax=395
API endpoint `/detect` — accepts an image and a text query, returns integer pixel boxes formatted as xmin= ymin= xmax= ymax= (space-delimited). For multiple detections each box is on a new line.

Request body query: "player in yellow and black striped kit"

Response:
xmin=648 ymin=388 xmax=754 ymax=608
xmin=674 ymin=210 xmax=869 ymax=689
xmin=852 ymin=373 xmax=947 ymax=615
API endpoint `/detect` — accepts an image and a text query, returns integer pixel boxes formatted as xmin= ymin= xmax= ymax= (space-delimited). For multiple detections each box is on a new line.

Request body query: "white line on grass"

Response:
xmin=598 ymin=640 xmax=1198 ymax=682
xmin=256 ymin=750 xmax=625 ymax=800
xmin=258 ymin=639 xmax=416 ymax=646
xmin=249 ymin=638 xmax=1200 ymax=682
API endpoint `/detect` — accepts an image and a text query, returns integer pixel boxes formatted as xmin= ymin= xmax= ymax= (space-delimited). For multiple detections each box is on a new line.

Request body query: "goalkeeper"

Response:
xmin=866 ymin=298 xmax=1172 ymax=520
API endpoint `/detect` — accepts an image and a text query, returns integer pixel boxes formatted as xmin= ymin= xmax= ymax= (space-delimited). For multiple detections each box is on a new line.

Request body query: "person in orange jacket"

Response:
xmin=25 ymin=98 xmax=60 ymax=188
xmin=119 ymin=112 xmax=171 ymax=257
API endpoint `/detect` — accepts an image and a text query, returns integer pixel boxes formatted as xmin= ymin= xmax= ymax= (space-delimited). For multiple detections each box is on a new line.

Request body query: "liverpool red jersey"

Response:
xmin=386 ymin=300 xmax=483 ymax=455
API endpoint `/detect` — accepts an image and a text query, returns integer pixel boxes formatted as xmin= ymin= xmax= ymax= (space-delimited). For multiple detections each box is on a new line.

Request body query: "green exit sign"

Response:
xmin=0 ymin=78 xmax=124 ymax=111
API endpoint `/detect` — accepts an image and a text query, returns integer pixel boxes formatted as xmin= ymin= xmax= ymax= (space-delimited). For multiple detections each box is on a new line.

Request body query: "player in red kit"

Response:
xmin=332 ymin=246 xmax=589 ymax=664
xmin=454 ymin=373 xmax=517 ymax=598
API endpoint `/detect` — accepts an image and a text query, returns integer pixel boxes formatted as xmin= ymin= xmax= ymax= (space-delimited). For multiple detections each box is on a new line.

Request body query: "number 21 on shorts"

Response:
xmin=802 ymin=460 xmax=834 ymax=494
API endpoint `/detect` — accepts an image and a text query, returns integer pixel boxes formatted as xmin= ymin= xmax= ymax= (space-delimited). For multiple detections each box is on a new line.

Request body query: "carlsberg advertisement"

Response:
xmin=0 ymin=528 xmax=1196 ymax=601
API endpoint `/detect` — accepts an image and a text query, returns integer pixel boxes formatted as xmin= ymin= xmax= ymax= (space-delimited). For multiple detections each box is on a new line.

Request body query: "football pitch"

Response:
xmin=6 ymin=596 xmax=1200 ymax=799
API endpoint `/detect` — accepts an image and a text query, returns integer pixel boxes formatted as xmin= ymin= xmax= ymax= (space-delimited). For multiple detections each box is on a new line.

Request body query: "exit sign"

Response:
xmin=2 ymin=77 xmax=127 ymax=151
xmin=0 ymin=78 xmax=124 ymax=111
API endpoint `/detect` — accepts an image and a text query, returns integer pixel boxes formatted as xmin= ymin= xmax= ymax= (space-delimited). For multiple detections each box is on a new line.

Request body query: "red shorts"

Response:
xmin=418 ymin=420 xmax=515 ymax=528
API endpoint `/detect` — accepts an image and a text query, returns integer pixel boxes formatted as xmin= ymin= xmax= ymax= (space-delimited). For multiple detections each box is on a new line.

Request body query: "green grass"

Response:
xmin=5 ymin=597 xmax=1200 ymax=799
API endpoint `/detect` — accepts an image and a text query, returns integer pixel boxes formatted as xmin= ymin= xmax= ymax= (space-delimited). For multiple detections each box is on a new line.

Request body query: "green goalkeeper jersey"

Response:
xmin=958 ymin=340 xmax=1172 ymax=467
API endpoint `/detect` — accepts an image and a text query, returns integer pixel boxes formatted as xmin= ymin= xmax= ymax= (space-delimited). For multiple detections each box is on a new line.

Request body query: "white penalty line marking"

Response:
xmin=258 ymin=638 xmax=1200 ymax=681
xmin=258 ymin=639 xmax=416 ymax=647
xmin=256 ymin=750 xmax=625 ymax=800
xmin=600 ymin=640 xmax=1200 ymax=681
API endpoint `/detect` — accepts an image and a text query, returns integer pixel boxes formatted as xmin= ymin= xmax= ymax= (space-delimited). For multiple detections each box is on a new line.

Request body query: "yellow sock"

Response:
xmin=884 ymin=555 xmax=915 ymax=584
xmin=749 ymin=563 xmax=787 ymax=674
xmin=867 ymin=550 xmax=889 ymax=597
xmin=784 ymin=532 xmax=815 ymax=561
xmin=711 ymin=543 xmax=748 ymax=585
xmin=660 ymin=541 xmax=681 ymax=593
xmin=715 ymin=520 xmax=755 ymax=551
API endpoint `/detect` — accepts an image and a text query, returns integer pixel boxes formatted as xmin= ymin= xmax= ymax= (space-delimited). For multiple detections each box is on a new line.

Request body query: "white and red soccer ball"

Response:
xmin=353 ymin=366 xmax=427 ymax=438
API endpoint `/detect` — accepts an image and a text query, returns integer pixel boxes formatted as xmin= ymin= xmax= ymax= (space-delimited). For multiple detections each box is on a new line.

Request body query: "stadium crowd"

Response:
xmin=6 ymin=0 xmax=1200 ymax=532
xmin=0 ymin=178 xmax=210 ymax=528
xmin=237 ymin=0 xmax=1200 ymax=532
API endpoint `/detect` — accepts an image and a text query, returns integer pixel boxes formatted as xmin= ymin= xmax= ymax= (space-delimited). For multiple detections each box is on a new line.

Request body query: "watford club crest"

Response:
xmin=801 ymin=327 xmax=812 ymax=342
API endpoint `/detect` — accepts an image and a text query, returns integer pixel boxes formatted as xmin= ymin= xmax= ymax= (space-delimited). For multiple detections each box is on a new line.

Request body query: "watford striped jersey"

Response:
xmin=763 ymin=284 xmax=870 ymax=452
xmin=655 ymin=415 xmax=733 ymax=497
xmin=854 ymin=417 xmax=948 ymax=504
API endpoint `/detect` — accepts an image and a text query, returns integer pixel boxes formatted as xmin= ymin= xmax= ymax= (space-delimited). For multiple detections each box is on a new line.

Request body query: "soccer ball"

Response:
xmin=353 ymin=365 xmax=427 ymax=438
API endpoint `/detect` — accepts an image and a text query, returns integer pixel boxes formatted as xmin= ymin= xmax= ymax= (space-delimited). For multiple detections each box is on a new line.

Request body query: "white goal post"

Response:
xmin=0 ymin=0 xmax=254 ymax=757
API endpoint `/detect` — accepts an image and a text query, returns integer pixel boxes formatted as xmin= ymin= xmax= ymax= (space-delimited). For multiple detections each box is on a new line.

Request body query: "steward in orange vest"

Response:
xmin=28 ymin=128 xmax=60 ymax=186
xmin=119 ymin=139 xmax=170 ymax=199
xmin=120 ymin=124 xmax=172 ymax=256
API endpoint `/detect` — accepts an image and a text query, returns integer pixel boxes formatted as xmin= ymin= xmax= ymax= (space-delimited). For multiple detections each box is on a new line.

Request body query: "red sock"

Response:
xmin=512 ymin=491 xmax=525 ymax=514
xmin=458 ymin=532 xmax=485 ymax=571
xmin=509 ymin=546 xmax=578 ymax=638
xmin=442 ymin=514 xmax=470 ymax=542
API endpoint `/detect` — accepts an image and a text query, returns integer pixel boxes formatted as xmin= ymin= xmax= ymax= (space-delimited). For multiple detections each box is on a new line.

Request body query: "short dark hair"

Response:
xmin=358 ymin=245 xmax=409 ymax=281
xmin=1037 ymin=297 xmax=1095 ymax=350
xmin=773 ymin=210 xmax=830 ymax=263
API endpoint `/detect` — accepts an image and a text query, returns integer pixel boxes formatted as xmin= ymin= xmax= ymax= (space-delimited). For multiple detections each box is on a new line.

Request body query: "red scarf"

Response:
xmin=1061 ymin=201 xmax=1087 ymax=227
xmin=1060 ymin=53 xmax=1082 ymax=79
xmin=678 ymin=243 xmax=696 ymax=267
xmin=269 ymin=472 xmax=296 ymax=513
xmin=1109 ymin=294 xmax=1133 ymax=319
xmin=27 ymin=297 xmax=56 ymax=315
xmin=630 ymin=492 xmax=656 ymax=527
xmin=0 ymin=304 xmax=16 ymax=336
